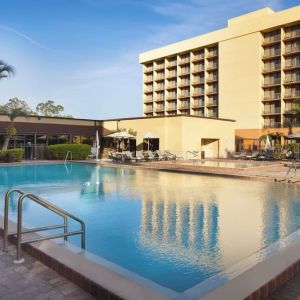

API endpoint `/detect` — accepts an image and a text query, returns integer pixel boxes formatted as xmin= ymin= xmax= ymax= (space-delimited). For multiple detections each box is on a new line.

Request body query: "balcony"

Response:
xmin=166 ymin=73 xmax=177 ymax=79
xmin=192 ymin=79 xmax=205 ymax=85
xmin=206 ymin=51 xmax=218 ymax=59
xmin=166 ymin=84 xmax=177 ymax=90
xmin=206 ymin=64 xmax=218 ymax=71
xmin=284 ymin=46 xmax=300 ymax=56
xmin=262 ymin=50 xmax=281 ymax=60
xmin=206 ymin=89 xmax=218 ymax=95
xmin=284 ymin=63 xmax=300 ymax=71
xmin=192 ymin=67 xmax=205 ymax=74
xmin=283 ymin=108 xmax=297 ymax=115
xmin=178 ymin=81 xmax=190 ymax=87
xmin=206 ymin=101 xmax=218 ymax=107
xmin=192 ymin=102 xmax=205 ymax=108
xmin=167 ymin=61 xmax=177 ymax=68
xmin=206 ymin=77 xmax=218 ymax=83
xmin=262 ymin=94 xmax=281 ymax=102
xmin=178 ymin=70 xmax=190 ymax=76
xmin=155 ymin=97 xmax=165 ymax=102
xmin=155 ymin=64 xmax=165 ymax=70
xmin=144 ymin=66 xmax=153 ymax=74
xmin=263 ymin=122 xmax=281 ymax=128
xmin=283 ymin=77 xmax=300 ymax=85
xmin=284 ymin=93 xmax=300 ymax=100
xmin=262 ymin=37 xmax=281 ymax=47
xmin=166 ymin=106 xmax=177 ymax=111
xmin=144 ymin=108 xmax=153 ymax=113
xmin=262 ymin=79 xmax=281 ymax=87
xmin=179 ymin=103 xmax=190 ymax=110
xmin=284 ymin=31 xmax=300 ymax=42
xmin=206 ymin=112 xmax=218 ymax=118
xmin=192 ymin=54 xmax=205 ymax=62
xmin=194 ymin=110 xmax=205 ymax=117
xmin=178 ymin=58 xmax=190 ymax=65
xmin=192 ymin=91 xmax=205 ymax=97
xmin=155 ymin=85 xmax=165 ymax=91
xmin=155 ymin=75 xmax=165 ymax=81
xmin=144 ymin=89 xmax=153 ymax=94
xmin=178 ymin=93 xmax=190 ymax=99
xmin=144 ymin=98 xmax=153 ymax=103
xmin=155 ymin=106 xmax=165 ymax=112
xmin=261 ymin=108 xmax=281 ymax=115
xmin=144 ymin=77 xmax=153 ymax=83
xmin=166 ymin=95 xmax=177 ymax=101
xmin=262 ymin=66 xmax=281 ymax=74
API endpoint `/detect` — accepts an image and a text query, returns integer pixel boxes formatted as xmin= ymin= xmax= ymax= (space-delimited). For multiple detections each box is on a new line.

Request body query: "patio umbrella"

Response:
xmin=106 ymin=131 xmax=135 ymax=151
xmin=95 ymin=130 xmax=100 ymax=161
xmin=143 ymin=132 xmax=158 ymax=151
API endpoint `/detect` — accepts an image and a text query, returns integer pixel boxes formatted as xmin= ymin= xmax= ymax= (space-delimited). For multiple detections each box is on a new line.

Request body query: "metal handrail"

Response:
xmin=186 ymin=151 xmax=200 ymax=160
xmin=64 ymin=151 xmax=73 ymax=163
xmin=3 ymin=189 xmax=85 ymax=263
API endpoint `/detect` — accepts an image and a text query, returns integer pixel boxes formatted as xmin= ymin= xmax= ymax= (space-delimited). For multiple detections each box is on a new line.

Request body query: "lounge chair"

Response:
xmin=123 ymin=151 xmax=143 ymax=163
xmin=86 ymin=146 xmax=98 ymax=160
xmin=165 ymin=150 xmax=183 ymax=160
xmin=136 ymin=151 xmax=146 ymax=161
xmin=143 ymin=151 xmax=156 ymax=161
xmin=233 ymin=151 xmax=246 ymax=159
xmin=245 ymin=151 xmax=259 ymax=160
xmin=154 ymin=150 xmax=167 ymax=160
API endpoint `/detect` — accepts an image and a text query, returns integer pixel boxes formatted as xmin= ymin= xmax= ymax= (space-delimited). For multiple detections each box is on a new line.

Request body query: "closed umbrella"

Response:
xmin=264 ymin=135 xmax=271 ymax=151
xmin=95 ymin=130 xmax=100 ymax=161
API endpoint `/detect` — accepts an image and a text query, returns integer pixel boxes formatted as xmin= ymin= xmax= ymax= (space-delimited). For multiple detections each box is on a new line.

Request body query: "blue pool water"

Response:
xmin=0 ymin=163 xmax=300 ymax=292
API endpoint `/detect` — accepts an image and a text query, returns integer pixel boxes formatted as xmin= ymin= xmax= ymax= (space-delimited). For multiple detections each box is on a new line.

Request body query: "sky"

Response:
xmin=0 ymin=0 xmax=299 ymax=119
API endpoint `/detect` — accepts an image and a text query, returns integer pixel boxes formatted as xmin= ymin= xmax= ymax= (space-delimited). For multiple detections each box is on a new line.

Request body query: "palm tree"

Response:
xmin=0 ymin=60 xmax=15 ymax=79
xmin=0 ymin=98 xmax=31 ymax=150
xmin=284 ymin=97 xmax=300 ymax=134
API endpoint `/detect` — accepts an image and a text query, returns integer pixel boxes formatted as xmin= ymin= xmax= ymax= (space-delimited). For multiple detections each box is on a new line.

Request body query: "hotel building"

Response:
xmin=139 ymin=6 xmax=300 ymax=148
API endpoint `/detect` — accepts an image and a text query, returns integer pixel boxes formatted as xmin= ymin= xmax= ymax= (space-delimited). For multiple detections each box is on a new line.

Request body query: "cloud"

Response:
xmin=0 ymin=24 xmax=58 ymax=52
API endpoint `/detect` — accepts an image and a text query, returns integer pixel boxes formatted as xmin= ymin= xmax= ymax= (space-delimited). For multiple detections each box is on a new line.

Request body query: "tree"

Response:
xmin=0 ymin=98 xmax=31 ymax=150
xmin=284 ymin=97 xmax=300 ymax=134
xmin=0 ymin=60 xmax=15 ymax=79
xmin=36 ymin=100 xmax=64 ymax=117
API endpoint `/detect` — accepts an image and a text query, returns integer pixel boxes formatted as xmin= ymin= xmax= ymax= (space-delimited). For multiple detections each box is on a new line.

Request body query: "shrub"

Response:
xmin=48 ymin=144 xmax=91 ymax=160
xmin=0 ymin=148 xmax=24 ymax=162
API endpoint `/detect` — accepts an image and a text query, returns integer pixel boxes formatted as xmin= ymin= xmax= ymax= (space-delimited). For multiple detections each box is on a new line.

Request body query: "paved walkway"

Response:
xmin=0 ymin=239 xmax=96 ymax=300
xmin=268 ymin=273 xmax=300 ymax=299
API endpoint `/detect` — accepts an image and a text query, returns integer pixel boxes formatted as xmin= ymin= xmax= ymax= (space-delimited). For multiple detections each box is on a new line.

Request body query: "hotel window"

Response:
xmin=285 ymin=24 xmax=300 ymax=38
xmin=264 ymin=73 xmax=281 ymax=85
xmin=193 ymin=63 xmax=204 ymax=72
xmin=168 ymin=69 xmax=177 ymax=77
xmin=285 ymin=70 xmax=300 ymax=82
xmin=156 ymin=103 xmax=165 ymax=111
xmin=156 ymin=82 xmax=164 ymax=90
xmin=156 ymin=71 xmax=164 ymax=79
xmin=264 ymin=58 xmax=281 ymax=71
xmin=180 ymin=99 xmax=190 ymax=109
xmin=285 ymin=55 xmax=300 ymax=68
xmin=167 ymin=79 xmax=177 ymax=88
xmin=194 ymin=87 xmax=204 ymax=95
xmin=180 ymin=88 xmax=190 ymax=97
xmin=207 ymin=95 xmax=218 ymax=106
xmin=264 ymin=87 xmax=281 ymax=99
xmin=207 ymin=71 xmax=218 ymax=81
xmin=167 ymin=57 xmax=177 ymax=67
xmin=180 ymin=77 xmax=190 ymax=86
xmin=145 ymin=104 xmax=153 ymax=112
xmin=264 ymin=30 xmax=281 ymax=43
xmin=168 ymin=101 xmax=177 ymax=110
xmin=285 ymin=40 xmax=300 ymax=54
xmin=207 ymin=47 xmax=218 ymax=57
xmin=156 ymin=92 xmax=164 ymax=100
xmin=194 ymin=75 xmax=204 ymax=83
xmin=180 ymin=53 xmax=190 ymax=64
xmin=145 ymin=84 xmax=153 ymax=92
xmin=194 ymin=97 xmax=204 ymax=107
xmin=264 ymin=44 xmax=280 ymax=57
xmin=194 ymin=109 xmax=204 ymax=116
xmin=285 ymin=86 xmax=300 ymax=97
xmin=193 ymin=50 xmax=204 ymax=60
xmin=168 ymin=91 xmax=177 ymax=99
xmin=180 ymin=66 xmax=190 ymax=75
xmin=207 ymin=60 xmax=218 ymax=70
xmin=156 ymin=60 xmax=165 ymax=69
xmin=145 ymin=95 xmax=153 ymax=101
xmin=207 ymin=83 xmax=218 ymax=94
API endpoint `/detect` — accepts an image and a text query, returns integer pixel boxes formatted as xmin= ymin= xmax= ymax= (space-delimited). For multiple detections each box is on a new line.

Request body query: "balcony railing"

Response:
xmin=155 ymin=85 xmax=165 ymax=91
xmin=284 ymin=77 xmax=300 ymax=84
xmin=207 ymin=89 xmax=218 ymax=95
xmin=155 ymin=106 xmax=165 ymax=112
xmin=144 ymin=66 xmax=153 ymax=73
xmin=192 ymin=91 xmax=205 ymax=97
xmin=166 ymin=95 xmax=177 ymax=100
xmin=262 ymin=79 xmax=281 ymax=87
xmin=207 ymin=77 xmax=218 ymax=83
xmin=193 ymin=102 xmax=205 ymax=108
xmin=263 ymin=94 xmax=281 ymax=101
xmin=167 ymin=61 xmax=177 ymax=67
xmin=178 ymin=70 xmax=190 ymax=76
xmin=178 ymin=93 xmax=190 ymax=98
xmin=144 ymin=89 xmax=153 ymax=93
xmin=167 ymin=106 xmax=177 ymax=111
xmin=284 ymin=63 xmax=300 ymax=70
xmin=155 ymin=75 xmax=165 ymax=80
xmin=192 ymin=54 xmax=205 ymax=61
xmin=192 ymin=67 xmax=205 ymax=73
xmin=262 ymin=107 xmax=281 ymax=115
xmin=262 ymin=37 xmax=281 ymax=46
xmin=144 ymin=98 xmax=153 ymax=103
xmin=262 ymin=65 xmax=281 ymax=73
xmin=284 ymin=30 xmax=300 ymax=41
xmin=284 ymin=93 xmax=300 ymax=99
xmin=155 ymin=64 xmax=165 ymax=70
xmin=206 ymin=51 xmax=218 ymax=59
xmin=192 ymin=79 xmax=205 ymax=85
xmin=285 ymin=46 xmax=300 ymax=55
xmin=144 ymin=108 xmax=153 ymax=113
xmin=179 ymin=104 xmax=190 ymax=109
xmin=206 ymin=64 xmax=218 ymax=70
xmin=262 ymin=49 xmax=281 ymax=59
xmin=179 ymin=58 xmax=190 ymax=65
xmin=155 ymin=97 xmax=165 ymax=102
xmin=166 ymin=84 xmax=177 ymax=89
xmin=167 ymin=73 xmax=177 ymax=78
xmin=206 ymin=112 xmax=218 ymax=118
xmin=194 ymin=111 xmax=205 ymax=117
xmin=178 ymin=81 xmax=190 ymax=87
xmin=206 ymin=101 xmax=218 ymax=107
xmin=263 ymin=122 xmax=281 ymax=128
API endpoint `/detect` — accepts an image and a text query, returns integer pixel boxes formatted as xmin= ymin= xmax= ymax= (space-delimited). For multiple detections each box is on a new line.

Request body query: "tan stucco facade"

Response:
xmin=139 ymin=6 xmax=300 ymax=135
xmin=103 ymin=116 xmax=235 ymax=158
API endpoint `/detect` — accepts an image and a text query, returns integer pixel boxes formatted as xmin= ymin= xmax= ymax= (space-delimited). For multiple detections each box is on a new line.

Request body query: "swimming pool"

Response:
xmin=0 ymin=163 xmax=299 ymax=294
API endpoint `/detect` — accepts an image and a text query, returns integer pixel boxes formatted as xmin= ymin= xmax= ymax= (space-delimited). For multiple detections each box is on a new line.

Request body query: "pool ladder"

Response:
xmin=3 ymin=189 xmax=85 ymax=263
xmin=64 ymin=151 xmax=73 ymax=163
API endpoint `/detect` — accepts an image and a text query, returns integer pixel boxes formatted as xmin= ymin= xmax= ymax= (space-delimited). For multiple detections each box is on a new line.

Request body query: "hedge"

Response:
xmin=48 ymin=144 xmax=91 ymax=160
xmin=0 ymin=148 xmax=24 ymax=162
